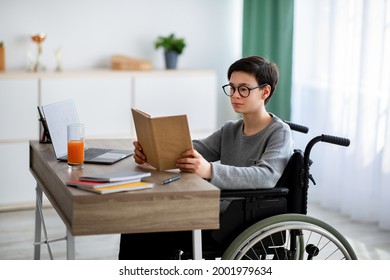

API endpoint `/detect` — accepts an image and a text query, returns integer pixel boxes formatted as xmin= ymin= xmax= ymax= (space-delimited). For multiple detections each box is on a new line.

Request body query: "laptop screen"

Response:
xmin=42 ymin=100 xmax=80 ymax=159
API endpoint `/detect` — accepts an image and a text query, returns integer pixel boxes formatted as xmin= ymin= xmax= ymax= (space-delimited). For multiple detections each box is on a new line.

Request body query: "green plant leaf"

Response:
xmin=154 ymin=33 xmax=186 ymax=54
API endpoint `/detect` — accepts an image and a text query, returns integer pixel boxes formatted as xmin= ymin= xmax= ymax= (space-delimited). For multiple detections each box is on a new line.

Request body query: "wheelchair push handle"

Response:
xmin=284 ymin=121 xmax=309 ymax=134
xmin=321 ymin=134 xmax=350 ymax=147
xmin=304 ymin=134 xmax=350 ymax=167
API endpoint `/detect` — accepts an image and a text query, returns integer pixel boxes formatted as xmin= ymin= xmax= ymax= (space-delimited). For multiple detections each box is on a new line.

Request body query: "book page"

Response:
xmin=132 ymin=109 xmax=159 ymax=168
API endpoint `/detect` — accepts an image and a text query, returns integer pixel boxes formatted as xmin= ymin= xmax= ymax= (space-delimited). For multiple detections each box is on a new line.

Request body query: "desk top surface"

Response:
xmin=29 ymin=139 xmax=220 ymax=236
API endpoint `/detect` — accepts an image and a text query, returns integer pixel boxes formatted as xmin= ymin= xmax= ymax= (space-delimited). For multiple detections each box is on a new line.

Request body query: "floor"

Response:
xmin=1 ymin=202 xmax=389 ymax=260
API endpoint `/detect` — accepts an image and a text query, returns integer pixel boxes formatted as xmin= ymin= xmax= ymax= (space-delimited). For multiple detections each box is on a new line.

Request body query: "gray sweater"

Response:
xmin=193 ymin=115 xmax=293 ymax=190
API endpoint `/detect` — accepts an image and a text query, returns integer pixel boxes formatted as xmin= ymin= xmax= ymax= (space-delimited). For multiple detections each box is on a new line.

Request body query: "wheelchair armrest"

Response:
xmin=220 ymin=187 xmax=289 ymax=198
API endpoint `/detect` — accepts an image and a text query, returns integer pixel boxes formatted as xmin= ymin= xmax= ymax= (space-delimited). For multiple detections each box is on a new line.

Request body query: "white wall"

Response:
xmin=0 ymin=0 xmax=242 ymax=125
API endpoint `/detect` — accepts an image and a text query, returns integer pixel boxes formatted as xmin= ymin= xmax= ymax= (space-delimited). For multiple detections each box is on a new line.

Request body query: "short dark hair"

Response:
xmin=227 ymin=56 xmax=279 ymax=104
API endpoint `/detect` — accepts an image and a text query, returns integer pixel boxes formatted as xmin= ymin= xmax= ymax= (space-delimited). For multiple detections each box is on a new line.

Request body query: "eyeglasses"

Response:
xmin=222 ymin=83 xmax=268 ymax=98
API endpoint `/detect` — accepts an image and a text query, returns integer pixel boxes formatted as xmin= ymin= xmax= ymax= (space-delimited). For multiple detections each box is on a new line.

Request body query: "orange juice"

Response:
xmin=67 ymin=140 xmax=85 ymax=165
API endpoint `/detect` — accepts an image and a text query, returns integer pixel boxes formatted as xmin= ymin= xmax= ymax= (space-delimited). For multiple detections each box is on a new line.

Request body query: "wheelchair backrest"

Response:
xmin=274 ymin=149 xmax=308 ymax=215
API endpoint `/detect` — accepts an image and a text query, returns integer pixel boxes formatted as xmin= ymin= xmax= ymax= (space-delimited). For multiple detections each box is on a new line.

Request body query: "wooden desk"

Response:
xmin=29 ymin=139 xmax=220 ymax=259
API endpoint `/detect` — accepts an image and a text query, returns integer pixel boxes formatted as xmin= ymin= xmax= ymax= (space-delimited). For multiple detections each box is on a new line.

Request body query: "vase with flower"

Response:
xmin=31 ymin=33 xmax=46 ymax=72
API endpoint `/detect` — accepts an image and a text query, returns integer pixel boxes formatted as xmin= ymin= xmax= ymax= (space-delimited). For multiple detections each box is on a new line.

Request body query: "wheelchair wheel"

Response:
xmin=221 ymin=213 xmax=357 ymax=260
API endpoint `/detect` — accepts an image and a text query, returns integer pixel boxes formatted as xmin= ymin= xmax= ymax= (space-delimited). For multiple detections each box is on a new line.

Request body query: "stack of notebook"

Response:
xmin=67 ymin=169 xmax=153 ymax=194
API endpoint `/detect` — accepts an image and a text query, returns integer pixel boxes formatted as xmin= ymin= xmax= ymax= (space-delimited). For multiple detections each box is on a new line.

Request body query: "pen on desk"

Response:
xmin=161 ymin=175 xmax=181 ymax=185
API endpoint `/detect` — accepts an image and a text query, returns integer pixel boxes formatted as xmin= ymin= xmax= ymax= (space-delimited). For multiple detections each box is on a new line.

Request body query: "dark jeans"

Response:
xmin=118 ymin=231 xmax=193 ymax=260
xmin=118 ymin=230 xmax=226 ymax=260
xmin=118 ymin=199 xmax=245 ymax=260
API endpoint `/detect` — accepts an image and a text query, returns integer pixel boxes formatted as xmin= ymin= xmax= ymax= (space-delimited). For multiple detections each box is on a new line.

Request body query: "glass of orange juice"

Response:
xmin=67 ymin=123 xmax=85 ymax=170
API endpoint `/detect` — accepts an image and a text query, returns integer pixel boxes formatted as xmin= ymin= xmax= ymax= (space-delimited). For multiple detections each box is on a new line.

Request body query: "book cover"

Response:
xmin=76 ymin=181 xmax=154 ymax=194
xmin=131 ymin=108 xmax=193 ymax=170
xmin=78 ymin=169 xmax=151 ymax=182
xmin=66 ymin=179 xmax=141 ymax=189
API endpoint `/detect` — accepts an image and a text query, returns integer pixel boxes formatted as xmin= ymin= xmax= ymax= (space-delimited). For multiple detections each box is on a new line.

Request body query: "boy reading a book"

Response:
xmin=119 ymin=56 xmax=293 ymax=259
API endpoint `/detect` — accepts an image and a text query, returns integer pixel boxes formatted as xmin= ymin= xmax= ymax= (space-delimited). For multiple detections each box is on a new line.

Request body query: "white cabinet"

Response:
xmin=0 ymin=143 xmax=37 ymax=205
xmin=0 ymin=79 xmax=38 ymax=141
xmin=0 ymin=70 xmax=217 ymax=209
xmin=0 ymin=79 xmax=39 ymax=207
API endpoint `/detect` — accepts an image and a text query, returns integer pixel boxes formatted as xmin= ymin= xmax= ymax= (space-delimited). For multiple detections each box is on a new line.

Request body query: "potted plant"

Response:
xmin=154 ymin=33 xmax=186 ymax=69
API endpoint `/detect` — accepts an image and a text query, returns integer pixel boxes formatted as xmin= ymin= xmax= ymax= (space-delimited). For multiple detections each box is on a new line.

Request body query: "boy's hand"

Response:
xmin=176 ymin=149 xmax=212 ymax=179
xmin=133 ymin=141 xmax=146 ymax=164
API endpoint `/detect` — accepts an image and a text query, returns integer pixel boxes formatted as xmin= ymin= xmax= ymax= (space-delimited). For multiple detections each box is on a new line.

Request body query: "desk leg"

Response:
xmin=33 ymin=185 xmax=43 ymax=260
xmin=33 ymin=183 xmax=65 ymax=260
xmin=66 ymin=229 xmax=75 ymax=260
xmin=192 ymin=230 xmax=202 ymax=260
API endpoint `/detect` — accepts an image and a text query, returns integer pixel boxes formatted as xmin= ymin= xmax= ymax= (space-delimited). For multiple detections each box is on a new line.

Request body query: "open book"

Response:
xmin=131 ymin=108 xmax=193 ymax=170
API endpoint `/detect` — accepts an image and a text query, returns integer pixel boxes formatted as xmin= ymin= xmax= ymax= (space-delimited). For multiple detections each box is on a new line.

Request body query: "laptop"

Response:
xmin=41 ymin=99 xmax=133 ymax=164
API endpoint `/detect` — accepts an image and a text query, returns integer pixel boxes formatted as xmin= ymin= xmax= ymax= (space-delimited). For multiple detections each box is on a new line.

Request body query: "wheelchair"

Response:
xmin=193 ymin=121 xmax=357 ymax=260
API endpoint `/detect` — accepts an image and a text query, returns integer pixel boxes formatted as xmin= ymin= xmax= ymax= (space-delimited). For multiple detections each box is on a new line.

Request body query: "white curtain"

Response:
xmin=292 ymin=0 xmax=390 ymax=230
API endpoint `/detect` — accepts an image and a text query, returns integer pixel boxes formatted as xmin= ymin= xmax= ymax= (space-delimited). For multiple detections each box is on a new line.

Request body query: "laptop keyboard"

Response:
xmin=84 ymin=148 xmax=111 ymax=160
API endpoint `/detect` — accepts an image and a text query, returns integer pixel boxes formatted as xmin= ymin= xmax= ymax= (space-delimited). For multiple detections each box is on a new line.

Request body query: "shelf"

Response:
xmin=0 ymin=69 xmax=215 ymax=80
